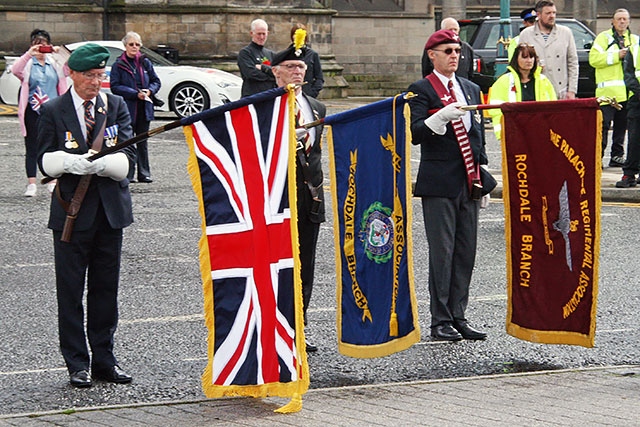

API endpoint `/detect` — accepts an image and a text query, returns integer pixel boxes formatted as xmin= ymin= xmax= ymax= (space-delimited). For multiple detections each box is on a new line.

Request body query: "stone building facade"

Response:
xmin=0 ymin=0 xmax=638 ymax=98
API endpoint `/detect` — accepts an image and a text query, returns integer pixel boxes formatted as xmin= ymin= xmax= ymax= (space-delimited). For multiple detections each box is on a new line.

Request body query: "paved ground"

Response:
xmin=1 ymin=365 xmax=639 ymax=425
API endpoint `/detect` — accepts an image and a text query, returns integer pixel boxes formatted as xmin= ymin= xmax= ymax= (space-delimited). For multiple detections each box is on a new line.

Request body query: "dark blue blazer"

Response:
xmin=408 ymin=76 xmax=487 ymax=198
xmin=37 ymin=90 xmax=135 ymax=231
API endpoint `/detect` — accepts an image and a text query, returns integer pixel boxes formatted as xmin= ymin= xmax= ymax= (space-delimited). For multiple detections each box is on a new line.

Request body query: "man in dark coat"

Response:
xmin=38 ymin=43 xmax=135 ymax=388
xmin=408 ymin=29 xmax=490 ymax=342
xmin=421 ymin=17 xmax=475 ymax=79
xmin=237 ymin=18 xmax=276 ymax=97
xmin=271 ymin=34 xmax=326 ymax=352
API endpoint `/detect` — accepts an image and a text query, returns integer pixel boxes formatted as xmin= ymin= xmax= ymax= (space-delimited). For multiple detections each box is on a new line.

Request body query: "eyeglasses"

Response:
xmin=432 ymin=47 xmax=462 ymax=55
xmin=81 ymin=72 xmax=108 ymax=81
xmin=282 ymin=63 xmax=306 ymax=71
xmin=127 ymin=42 xmax=142 ymax=47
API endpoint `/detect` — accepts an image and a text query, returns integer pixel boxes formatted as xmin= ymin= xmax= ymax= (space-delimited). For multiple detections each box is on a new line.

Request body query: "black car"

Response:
xmin=458 ymin=17 xmax=596 ymax=98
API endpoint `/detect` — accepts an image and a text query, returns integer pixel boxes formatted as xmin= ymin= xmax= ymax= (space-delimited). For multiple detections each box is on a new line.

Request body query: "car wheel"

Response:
xmin=170 ymin=82 xmax=210 ymax=118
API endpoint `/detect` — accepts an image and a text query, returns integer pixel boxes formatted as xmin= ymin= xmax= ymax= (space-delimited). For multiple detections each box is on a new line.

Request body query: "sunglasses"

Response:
xmin=127 ymin=42 xmax=142 ymax=47
xmin=432 ymin=47 xmax=462 ymax=55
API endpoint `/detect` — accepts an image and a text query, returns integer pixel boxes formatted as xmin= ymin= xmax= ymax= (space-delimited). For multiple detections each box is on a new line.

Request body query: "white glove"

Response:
xmin=96 ymin=152 xmax=129 ymax=181
xmin=424 ymin=102 xmax=465 ymax=135
xmin=63 ymin=153 xmax=106 ymax=175
xmin=480 ymin=193 xmax=490 ymax=208
xmin=295 ymin=127 xmax=309 ymax=142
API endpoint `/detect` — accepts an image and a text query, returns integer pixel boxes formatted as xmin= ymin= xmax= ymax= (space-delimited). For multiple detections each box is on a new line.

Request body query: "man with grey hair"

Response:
xmin=237 ymin=18 xmax=276 ymax=97
xmin=590 ymin=8 xmax=637 ymax=168
xmin=421 ymin=17 xmax=475 ymax=79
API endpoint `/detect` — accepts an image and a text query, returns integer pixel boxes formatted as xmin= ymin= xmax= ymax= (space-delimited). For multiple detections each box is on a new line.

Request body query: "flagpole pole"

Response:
xmin=41 ymin=119 xmax=184 ymax=184
xmin=427 ymin=96 xmax=621 ymax=115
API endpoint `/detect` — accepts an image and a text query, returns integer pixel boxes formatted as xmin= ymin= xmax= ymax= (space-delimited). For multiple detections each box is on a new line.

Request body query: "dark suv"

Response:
xmin=458 ymin=17 xmax=596 ymax=98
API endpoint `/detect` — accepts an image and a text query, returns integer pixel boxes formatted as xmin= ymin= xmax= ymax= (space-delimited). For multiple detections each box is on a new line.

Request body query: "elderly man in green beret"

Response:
xmin=37 ymin=43 xmax=135 ymax=388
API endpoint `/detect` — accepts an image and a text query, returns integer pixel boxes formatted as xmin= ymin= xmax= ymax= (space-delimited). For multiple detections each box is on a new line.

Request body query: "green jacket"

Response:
xmin=488 ymin=66 xmax=557 ymax=140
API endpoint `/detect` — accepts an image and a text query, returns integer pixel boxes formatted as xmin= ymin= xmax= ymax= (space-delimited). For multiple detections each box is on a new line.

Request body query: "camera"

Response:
xmin=38 ymin=45 xmax=53 ymax=53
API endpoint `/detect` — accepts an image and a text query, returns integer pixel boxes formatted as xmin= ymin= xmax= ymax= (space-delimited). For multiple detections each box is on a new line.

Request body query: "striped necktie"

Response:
xmin=447 ymin=80 xmax=477 ymax=190
xmin=84 ymin=100 xmax=95 ymax=146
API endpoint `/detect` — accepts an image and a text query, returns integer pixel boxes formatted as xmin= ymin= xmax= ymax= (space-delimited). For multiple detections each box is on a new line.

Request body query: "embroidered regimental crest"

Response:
xmin=360 ymin=202 xmax=394 ymax=264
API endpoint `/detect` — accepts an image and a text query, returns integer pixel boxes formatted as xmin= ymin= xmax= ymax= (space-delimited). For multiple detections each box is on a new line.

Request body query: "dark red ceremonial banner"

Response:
xmin=501 ymin=99 xmax=601 ymax=348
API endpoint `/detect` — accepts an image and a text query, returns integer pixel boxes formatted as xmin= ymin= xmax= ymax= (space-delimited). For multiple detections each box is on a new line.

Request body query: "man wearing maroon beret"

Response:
xmin=408 ymin=29 xmax=492 ymax=342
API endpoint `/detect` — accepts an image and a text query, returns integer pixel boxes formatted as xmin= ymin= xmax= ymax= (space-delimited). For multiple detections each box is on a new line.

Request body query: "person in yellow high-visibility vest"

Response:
xmin=489 ymin=43 xmax=557 ymax=140
xmin=589 ymin=8 xmax=639 ymax=167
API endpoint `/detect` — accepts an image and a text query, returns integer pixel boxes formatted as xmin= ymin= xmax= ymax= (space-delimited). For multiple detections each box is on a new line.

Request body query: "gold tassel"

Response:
xmin=389 ymin=312 xmax=398 ymax=337
xmin=274 ymin=393 xmax=303 ymax=413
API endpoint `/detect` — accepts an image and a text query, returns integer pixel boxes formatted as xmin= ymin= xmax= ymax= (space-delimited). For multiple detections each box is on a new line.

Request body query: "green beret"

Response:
xmin=68 ymin=43 xmax=110 ymax=72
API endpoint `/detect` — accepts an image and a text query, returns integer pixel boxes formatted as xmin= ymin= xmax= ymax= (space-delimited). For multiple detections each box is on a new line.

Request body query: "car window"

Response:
xmin=105 ymin=47 xmax=122 ymax=67
xmin=458 ymin=24 xmax=479 ymax=44
xmin=140 ymin=47 xmax=175 ymax=66
xmin=563 ymin=22 xmax=595 ymax=50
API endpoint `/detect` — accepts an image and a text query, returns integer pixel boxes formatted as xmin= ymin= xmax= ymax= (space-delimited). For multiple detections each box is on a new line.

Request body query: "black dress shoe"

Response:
xmin=430 ymin=324 xmax=463 ymax=341
xmin=69 ymin=370 xmax=92 ymax=388
xmin=305 ymin=337 xmax=318 ymax=352
xmin=93 ymin=365 xmax=132 ymax=384
xmin=138 ymin=176 xmax=153 ymax=183
xmin=453 ymin=321 xmax=487 ymax=340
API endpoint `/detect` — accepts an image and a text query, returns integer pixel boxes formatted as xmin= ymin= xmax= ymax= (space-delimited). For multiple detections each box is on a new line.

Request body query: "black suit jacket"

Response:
xmin=237 ymin=42 xmax=276 ymax=97
xmin=408 ymin=76 xmax=487 ymax=198
xmin=37 ymin=90 xmax=135 ymax=231
xmin=296 ymin=93 xmax=326 ymax=223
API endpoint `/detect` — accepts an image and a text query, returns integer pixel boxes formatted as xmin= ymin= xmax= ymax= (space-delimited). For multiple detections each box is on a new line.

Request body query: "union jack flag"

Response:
xmin=182 ymin=87 xmax=309 ymax=399
xmin=30 ymin=86 xmax=49 ymax=113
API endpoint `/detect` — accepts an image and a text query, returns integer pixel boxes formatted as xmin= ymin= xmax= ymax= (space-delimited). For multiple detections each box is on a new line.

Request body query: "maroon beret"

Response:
xmin=424 ymin=29 xmax=461 ymax=50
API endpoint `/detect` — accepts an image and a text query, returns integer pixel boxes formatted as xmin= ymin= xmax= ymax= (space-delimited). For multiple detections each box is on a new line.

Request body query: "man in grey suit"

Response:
xmin=38 ymin=43 xmax=135 ymax=387
xmin=271 ymin=33 xmax=326 ymax=352
xmin=408 ymin=29 xmax=491 ymax=341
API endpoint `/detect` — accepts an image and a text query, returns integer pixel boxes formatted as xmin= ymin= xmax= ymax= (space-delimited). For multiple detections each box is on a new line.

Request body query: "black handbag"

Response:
xmin=480 ymin=166 xmax=497 ymax=196
xmin=150 ymin=93 xmax=165 ymax=107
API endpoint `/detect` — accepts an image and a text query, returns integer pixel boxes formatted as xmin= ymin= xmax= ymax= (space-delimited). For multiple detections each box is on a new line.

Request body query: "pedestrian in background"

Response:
xmin=237 ymin=18 xmax=276 ymax=97
xmin=489 ymin=43 xmax=557 ymax=140
xmin=589 ymin=8 xmax=638 ymax=168
xmin=422 ymin=17 xmax=475 ymax=80
xmin=110 ymin=31 xmax=161 ymax=183
xmin=615 ymin=42 xmax=640 ymax=188
xmin=12 ymin=29 xmax=68 ymax=197
xmin=518 ymin=0 xmax=578 ymax=100
xmin=508 ymin=8 xmax=538 ymax=60
xmin=271 ymin=29 xmax=326 ymax=351
xmin=37 ymin=43 xmax=135 ymax=388
xmin=408 ymin=29 xmax=491 ymax=342
xmin=290 ymin=23 xmax=324 ymax=98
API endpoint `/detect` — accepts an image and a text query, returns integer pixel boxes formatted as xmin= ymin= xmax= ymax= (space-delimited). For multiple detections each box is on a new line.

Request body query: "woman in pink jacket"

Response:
xmin=12 ymin=29 xmax=68 ymax=196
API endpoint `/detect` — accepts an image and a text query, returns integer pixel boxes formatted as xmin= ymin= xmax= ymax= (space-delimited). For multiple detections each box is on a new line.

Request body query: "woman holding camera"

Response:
xmin=110 ymin=31 xmax=161 ymax=183
xmin=12 ymin=29 xmax=68 ymax=196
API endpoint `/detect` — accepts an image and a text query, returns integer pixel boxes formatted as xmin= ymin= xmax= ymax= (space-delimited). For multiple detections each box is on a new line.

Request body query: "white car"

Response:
xmin=0 ymin=40 xmax=242 ymax=118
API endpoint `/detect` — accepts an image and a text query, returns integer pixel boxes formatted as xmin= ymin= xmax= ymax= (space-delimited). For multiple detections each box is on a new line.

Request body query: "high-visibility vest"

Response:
xmin=589 ymin=28 xmax=639 ymax=102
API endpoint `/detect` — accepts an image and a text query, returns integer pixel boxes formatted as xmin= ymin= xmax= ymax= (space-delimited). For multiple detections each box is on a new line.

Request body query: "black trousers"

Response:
xmin=24 ymin=106 xmax=40 ymax=178
xmin=127 ymin=102 xmax=151 ymax=180
xmin=601 ymin=103 xmax=628 ymax=159
xmin=53 ymin=203 xmax=123 ymax=373
xmin=297 ymin=213 xmax=320 ymax=326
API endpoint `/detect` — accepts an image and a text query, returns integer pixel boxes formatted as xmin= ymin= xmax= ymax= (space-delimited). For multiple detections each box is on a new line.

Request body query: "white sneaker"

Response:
xmin=24 ymin=183 xmax=37 ymax=197
xmin=46 ymin=182 xmax=56 ymax=193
